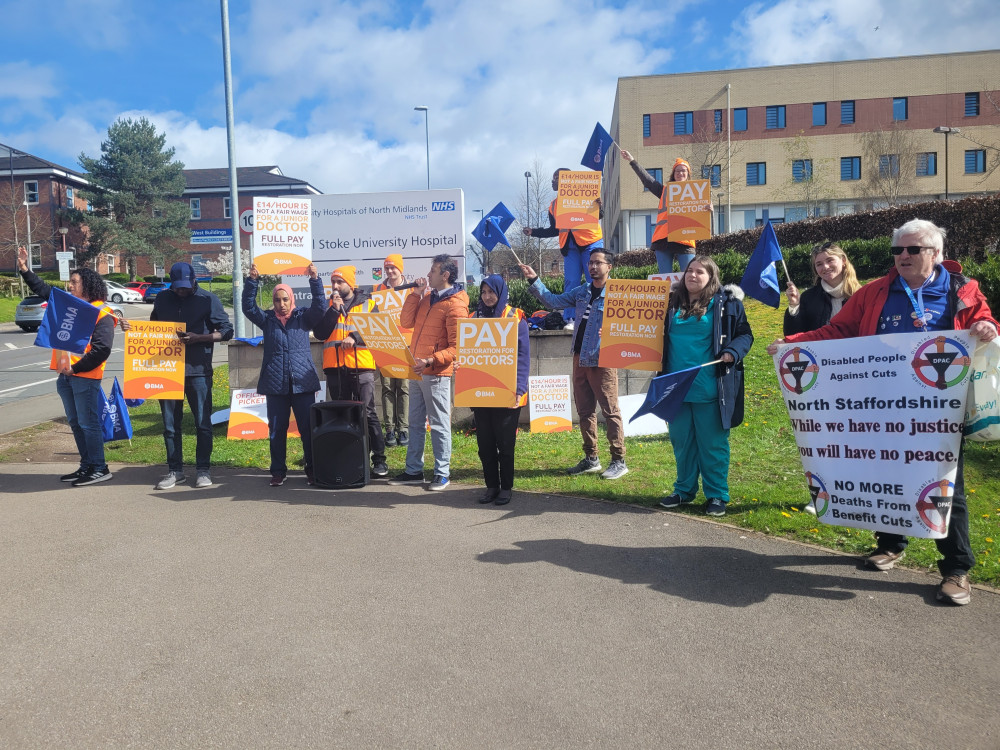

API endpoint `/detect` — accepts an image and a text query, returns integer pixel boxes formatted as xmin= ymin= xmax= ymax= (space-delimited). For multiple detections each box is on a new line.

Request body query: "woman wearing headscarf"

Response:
xmin=242 ymin=262 xmax=325 ymax=486
xmin=470 ymin=275 xmax=530 ymax=505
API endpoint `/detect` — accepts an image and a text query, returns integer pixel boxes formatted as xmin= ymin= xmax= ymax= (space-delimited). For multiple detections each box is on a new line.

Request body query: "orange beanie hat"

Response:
xmin=671 ymin=157 xmax=691 ymax=179
xmin=331 ymin=265 xmax=357 ymax=289
xmin=384 ymin=253 xmax=404 ymax=272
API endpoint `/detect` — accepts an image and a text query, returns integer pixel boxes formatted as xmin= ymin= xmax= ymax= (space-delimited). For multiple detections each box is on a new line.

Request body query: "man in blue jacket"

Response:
xmin=518 ymin=251 xmax=627 ymax=480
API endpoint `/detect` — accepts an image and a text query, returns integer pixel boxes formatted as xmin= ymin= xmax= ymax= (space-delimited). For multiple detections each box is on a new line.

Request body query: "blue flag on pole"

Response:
xmin=472 ymin=202 xmax=515 ymax=251
xmin=102 ymin=377 xmax=133 ymax=442
xmin=34 ymin=286 xmax=101 ymax=355
xmin=629 ymin=365 xmax=703 ymax=424
xmin=581 ymin=122 xmax=613 ymax=172
xmin=740 ymin=221 xmax=783 ymax=308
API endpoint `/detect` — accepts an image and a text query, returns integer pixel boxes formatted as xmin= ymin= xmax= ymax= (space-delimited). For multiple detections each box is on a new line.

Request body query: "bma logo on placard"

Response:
xmin=431 ymin=201 xmax=455 ymax=211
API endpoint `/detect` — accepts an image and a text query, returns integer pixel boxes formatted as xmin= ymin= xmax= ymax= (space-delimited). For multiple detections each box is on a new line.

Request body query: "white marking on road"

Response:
xmin=0 ymin=376 xmax=58 ymax=395
xmin=4 ymin=343 xmax=16 ymax=350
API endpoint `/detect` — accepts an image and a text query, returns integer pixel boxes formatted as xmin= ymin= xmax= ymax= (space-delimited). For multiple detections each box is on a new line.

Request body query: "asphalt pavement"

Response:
xmin=0 ymin=463 xmax=997 ymax=749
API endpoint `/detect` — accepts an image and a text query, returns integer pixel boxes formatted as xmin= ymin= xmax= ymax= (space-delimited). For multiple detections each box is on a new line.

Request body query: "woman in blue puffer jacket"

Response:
xmin=242 ymin=263 xmax=325 ymax=486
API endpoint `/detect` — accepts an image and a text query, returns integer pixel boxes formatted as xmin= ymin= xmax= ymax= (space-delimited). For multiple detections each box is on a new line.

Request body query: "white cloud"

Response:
xmin=0 ymin=62 xmax=59 ymax=102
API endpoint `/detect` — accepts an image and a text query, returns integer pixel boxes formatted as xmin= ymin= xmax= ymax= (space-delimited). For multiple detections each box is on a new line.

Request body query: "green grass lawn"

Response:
xmin=0 ymin=297 xmax=20 ymax=323
xmin=10 ymin=299 xmax=999 ymax=586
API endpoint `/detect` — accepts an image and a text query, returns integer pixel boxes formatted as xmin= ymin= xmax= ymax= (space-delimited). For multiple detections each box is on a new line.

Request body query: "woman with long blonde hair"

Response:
xmin=784 ymin=242 xmax=860 ymax=336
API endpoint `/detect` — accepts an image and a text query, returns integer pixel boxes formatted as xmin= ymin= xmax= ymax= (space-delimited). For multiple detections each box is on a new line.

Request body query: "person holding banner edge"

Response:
xmin=373 ymin=254 xmax=409 ymax=448
xmin=242 ymin=262 xmax=325 ymax=486
xmin=657 ymin=256 xmax=754 ymax=516
xmin=17 ymin=246 xmax=117 ymax=487
xmin=469 ymin=275 xmax=530 ymax=505
xmin=768 ymin=219 xmax=998 ymax=605
xmin=518 ymin=250 xmax=628 ymax=480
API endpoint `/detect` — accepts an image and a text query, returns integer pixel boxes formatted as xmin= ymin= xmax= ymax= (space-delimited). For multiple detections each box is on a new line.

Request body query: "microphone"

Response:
xmin=392 ymin=281 xmax=421 ymax=291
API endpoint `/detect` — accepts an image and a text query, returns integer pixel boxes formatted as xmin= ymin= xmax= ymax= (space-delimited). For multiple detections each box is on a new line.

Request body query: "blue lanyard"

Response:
xmin=898 ymin=274 xmax=930 ymax=328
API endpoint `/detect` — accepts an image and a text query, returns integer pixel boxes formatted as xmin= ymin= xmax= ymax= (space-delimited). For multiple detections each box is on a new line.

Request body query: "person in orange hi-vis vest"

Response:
xmin=373 ymin=253 xmax=409 ymax=448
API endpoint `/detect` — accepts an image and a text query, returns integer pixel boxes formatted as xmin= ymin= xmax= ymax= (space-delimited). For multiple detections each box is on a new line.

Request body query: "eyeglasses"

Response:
xmin=891 ymin=246 xmax=933 ymax=256
xmin=588 ymin=261 xmax=609 ymax=266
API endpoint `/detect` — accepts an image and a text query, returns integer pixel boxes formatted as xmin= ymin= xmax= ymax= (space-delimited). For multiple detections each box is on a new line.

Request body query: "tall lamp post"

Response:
xmin=23 ymin=200 xmax=32 ymax=268
xmin=932 ymin=126 xmax=960 ymax=200
xmin=414 ymin=106 xmax=430 ymax=190
xmin=524 ymin=171 xmax=535 ymax=268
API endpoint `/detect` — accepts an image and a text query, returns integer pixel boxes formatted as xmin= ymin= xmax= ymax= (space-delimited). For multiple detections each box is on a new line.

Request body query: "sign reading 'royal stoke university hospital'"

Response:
xmin=282 ymin=189 xmax=465 ymax=302
xmin=775 ymin=331 xmax=974 ymax=539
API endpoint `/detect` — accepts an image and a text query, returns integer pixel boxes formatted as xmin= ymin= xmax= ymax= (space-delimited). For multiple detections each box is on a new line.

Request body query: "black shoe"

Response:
xmin=397 ymin=430 xmax=408 ymax=446
xmin=479 ymin=488 xmax=500 ymax=504
xmin=388 ymin=471 xmax=424 ymax=485
xmin=659 ymin=494 xmax=692 ymax=509
xmin=372 ymin=461 xmax=389 ymax=478
xmin=60 ymin=467 xmax=87 ymax=482
xmin=705 ymin=498 xmax=727 ymax=517
xmin=495 ymin=490 xmax=512 ymax=506
xmin=384 ymin=430 xmax=397 ymax=447
xmin=72 ymin=468 xmax=112 ymax=487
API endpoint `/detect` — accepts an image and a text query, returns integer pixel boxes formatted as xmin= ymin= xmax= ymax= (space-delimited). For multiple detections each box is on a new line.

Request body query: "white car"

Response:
xmin=104 ymin=280 xmax=144 ymax=304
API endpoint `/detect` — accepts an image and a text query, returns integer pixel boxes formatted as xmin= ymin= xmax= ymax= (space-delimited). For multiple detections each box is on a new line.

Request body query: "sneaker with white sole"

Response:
xmin=563 ymin=321 xmax=575 ymax=331
xmin=194 ymin=471 xmax=213 ymax=488
xmin=388 ymin=471 xmax=425 ymax=485
xmin=937 ymin=574 xmax=971 ymax=605
xmin=866 ymin=549 xmax=905 ymax=571
xmin=705 ymin=498 xmax=727 ymax=516
xmin=601 ymin=459 xmax=628 ymax=480
xmin=427 ymin=475 xmax=450 ymax=491
xmin=659 ymin=494 xmax=693 ymax=509
xmin=803 ymin=501 xmax=817 ymax=515
xmin=567 ymin=456 xmax=602 ymax=475
xmin=72 ymin=468 xmax=113 ymax=487
xmin=155 ymin=471 xmax=186 ymax=490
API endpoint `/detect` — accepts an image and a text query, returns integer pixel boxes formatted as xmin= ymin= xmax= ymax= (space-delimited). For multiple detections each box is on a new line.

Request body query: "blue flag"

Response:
xmin=472 ymin=202 xmax=515 ymax=251
xmin=102 ymin=377 xmax=133 ymax=442
xmin=630 ymin=365 xmax=703 ymax=424
xmin=581 ymin=122 xmax=613 ymax=172
xmin=740 ymin=221 xmax=783 ymax=308
xmin=34 ymin=286 xmax=102 ymax=355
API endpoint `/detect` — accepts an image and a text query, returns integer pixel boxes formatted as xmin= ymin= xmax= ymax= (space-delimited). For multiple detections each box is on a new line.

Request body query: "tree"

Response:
xmin=858 ymin=123 xmax=918 ymax=207
xmin=781 ymin=131 xmax=833 ymax=221
xmin=686 ymin=122 xmax=745 ymax=234
xmin=77 ymin=117 xmax=190 ymax=278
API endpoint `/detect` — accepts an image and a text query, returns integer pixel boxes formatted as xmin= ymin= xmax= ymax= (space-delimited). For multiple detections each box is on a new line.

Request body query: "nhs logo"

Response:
xmin=431 ymin=201 xmax=455 ymax=211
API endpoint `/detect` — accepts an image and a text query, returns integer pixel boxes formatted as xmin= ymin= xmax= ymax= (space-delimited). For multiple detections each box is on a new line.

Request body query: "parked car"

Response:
xmin=142 ymin=281 xmax=170 ymax=303
xmin=104 ymin=280 xmax=144 ymax=304
xmin=125 ymin=281 xmax=152 ymax=295
xmin=14 ymin=295 xmax=124 ymax=332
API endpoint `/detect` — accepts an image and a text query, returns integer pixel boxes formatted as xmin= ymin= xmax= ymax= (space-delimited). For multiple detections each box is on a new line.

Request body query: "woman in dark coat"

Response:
xmin=783 ymin=242 xmax=861 ymax=336
xmin=242 ymin=263 xmax=325 ymax=486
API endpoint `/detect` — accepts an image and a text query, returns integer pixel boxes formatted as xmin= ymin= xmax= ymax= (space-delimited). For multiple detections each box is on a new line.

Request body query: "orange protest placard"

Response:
xmin=252 ymin=196 xmax=312 ymax=275
xmin=227 ymin=389 xmax=269 ymax=440
xmin=123 ymin=320 xmax=186 ymax=399
xmin=528 ymin=375 xmax=573 ymax=433
xmin=665 ymin=178 xmax=712 ymax=242
xmin=598 ymin=279 xmax=670 ymax=371
xmin=350 ymin=312 xmax=420 ymax=380
xmin=554 ymin=171 xmax=601 ymax=233
xmin=369 ymin=287 xmax=413 ymax=345
xmin=454 ymin=318 xmax=518 ymax=408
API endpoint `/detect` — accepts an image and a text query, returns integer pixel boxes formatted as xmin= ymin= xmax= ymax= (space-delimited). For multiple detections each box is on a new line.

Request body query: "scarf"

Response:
xmin=273 ymin=283 xmax=296 ymax=326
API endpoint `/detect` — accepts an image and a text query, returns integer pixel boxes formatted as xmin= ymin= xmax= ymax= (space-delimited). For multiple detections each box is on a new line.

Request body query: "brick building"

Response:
xmin=605 ymin=50 xmax=1000 ymax=255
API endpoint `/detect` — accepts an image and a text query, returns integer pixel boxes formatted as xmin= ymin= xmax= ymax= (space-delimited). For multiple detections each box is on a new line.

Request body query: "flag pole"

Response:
xmin=508 ymin=246 xmax=523 ymax=266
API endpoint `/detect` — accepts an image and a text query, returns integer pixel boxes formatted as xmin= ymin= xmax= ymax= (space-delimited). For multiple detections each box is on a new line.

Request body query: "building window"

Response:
xmin=107 ymin=255 xmax=116 ymax=274
xmin=841 ymin=100 xmax=855 ymax=125
xmin=674 ymin=111 xmax=693 ymax=135
xmin=65 ymin=187 xmax=74 ymax=208
xmin=701 ymin=164 xmax=721 ymax=187
xmin=892 ymin=97 xmax=908 ymax=121
xmin=643 ymin=168 xmax=663 ymax=191
xmin=879 ymin=154 xmax=900 ymax=177
xmin=965 ymin=92 xmax=980 ymax=117
xmin=916 ymin=152 xmax=937 ymax=177
xmin=190 ymin=198 xmax=201 ymax=220
xmin=812 ymin=103 xmax=827 ymax=126
xmin=746 ymin=162 xmax=766 ymax=186
xmin=733 ymin=108 xmax=747 ymax=132
xmin=642 ymin=114 xmax=651 ymax=138
xmin=840 ymin=156 xmax=861 ymax=181
xmin=965 ymin=149 xmax=986 ymax=174
xmin=224 ymin=197 xmax=232 ymax=219
xmin=765 ymin=105 xmax=786 ymax=129
xmin=29 ymin=244 xmax=41 ymax=269
xmin=792 ymin=159 xmax=813 ymax=182
xmin=24 ymin=181 xmax=39 ymax=204
xmin=714 ymin=110 xmax=723 ymax=133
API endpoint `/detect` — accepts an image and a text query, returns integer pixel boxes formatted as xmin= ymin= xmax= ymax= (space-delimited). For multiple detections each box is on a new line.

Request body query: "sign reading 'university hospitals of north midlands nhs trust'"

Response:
xmin=774 ymin=331 xmax=974 ymax=539
xmin=281 ymin=189 xmax=465 ymax=300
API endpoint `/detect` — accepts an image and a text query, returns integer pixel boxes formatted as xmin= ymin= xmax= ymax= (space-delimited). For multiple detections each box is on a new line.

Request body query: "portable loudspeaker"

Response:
xmin=310 ymin=401 xmax=369 ymax=489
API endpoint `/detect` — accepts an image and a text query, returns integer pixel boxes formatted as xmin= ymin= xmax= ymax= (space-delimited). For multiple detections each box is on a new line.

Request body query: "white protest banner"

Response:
xmin=775 ymin=331 xmax=974 ymax=538
xmin=253 ymin=197 xmax=312 ymax=275
xmin=528 ymin=375 xmax=572 ymax=433
xmin=228 ymin=389 xmax=269 ymax=440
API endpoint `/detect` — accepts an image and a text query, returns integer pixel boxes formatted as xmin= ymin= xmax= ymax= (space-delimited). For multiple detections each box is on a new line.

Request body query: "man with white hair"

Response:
xmin=769 ymin=218 xmax=997 ymax=605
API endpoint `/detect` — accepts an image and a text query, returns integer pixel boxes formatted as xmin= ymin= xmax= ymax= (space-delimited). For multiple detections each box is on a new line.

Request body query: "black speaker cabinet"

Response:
xmin=311 ymin=401 xmax=370 ymax=489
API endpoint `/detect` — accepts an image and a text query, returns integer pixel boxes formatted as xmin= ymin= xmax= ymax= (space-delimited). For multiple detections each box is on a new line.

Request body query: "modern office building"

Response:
xmin=605 ymin=49 xmax=1000 ymax=254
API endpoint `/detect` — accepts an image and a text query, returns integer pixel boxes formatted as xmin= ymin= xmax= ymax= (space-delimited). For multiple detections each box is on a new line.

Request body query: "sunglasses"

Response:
xmin=890 ymin=246 xmax=933 ymax=256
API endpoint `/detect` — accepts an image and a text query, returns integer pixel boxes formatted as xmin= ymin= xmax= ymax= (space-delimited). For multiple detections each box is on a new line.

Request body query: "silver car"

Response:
xmin=14 ymin=295 xmax=125 ymax=333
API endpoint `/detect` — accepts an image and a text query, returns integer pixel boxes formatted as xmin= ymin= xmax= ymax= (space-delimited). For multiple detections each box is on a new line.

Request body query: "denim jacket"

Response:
xmin=529 ymin=278 xmax=606 ymax=367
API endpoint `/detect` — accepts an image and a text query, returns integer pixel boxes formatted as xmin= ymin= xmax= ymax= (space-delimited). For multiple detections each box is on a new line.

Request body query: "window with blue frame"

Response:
xmin=840 ymin=156 xmax=861 ymax=181
xmin=643 ymin=114 xmax=651 ymax=138
xmin=644 ymin=168 xmax=663 ymax=191
xmin=965 ymin=93 xmax=980 ymax=117
xmin=916 ymin=152 xmax=937 ymax=177
xmin=701 ymin=164 xmax=721 ymax=187
xmin=746 ymin=162 xmax=766 ymax=185
xmin=765 ymin=105 xmax=786 ymax=129
xmin=792 ymin=159 xmax=813 ymax=182
xmin=674 ymin=111 xmax=693 ymax=135
xmin=965 ymin=149 xmax=986 ymax=174
xmin=879 ymin=154 xmax=900 ymax=177
xmin=892 ymin=97 xmax=908 ymax=121
xmin=841 ymin=100 xmax=855 ymax=124
xmin=812 ymin=102 xmax=827 ymax=126
xmin=733 ymin=108 xmax=747 ymax=132
xmin=714 ymin=110 xmax=722 ymax=133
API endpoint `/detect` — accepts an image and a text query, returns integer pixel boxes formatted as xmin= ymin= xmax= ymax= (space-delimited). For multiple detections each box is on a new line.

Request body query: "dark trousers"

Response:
xmin=266 ymin=390 xmax=316 ymax=478
xmin=875 ymin=448 xmax=974 ymax=576
xmin=160 ymin=375 xmax=213 ymax=472
xmin=473 ymin=407 xmax=521 ymax=490
xmin=324 ymin=367 xmax=386 ymax=462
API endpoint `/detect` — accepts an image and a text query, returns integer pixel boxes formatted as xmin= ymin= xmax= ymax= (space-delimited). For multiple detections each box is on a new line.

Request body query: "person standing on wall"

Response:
xmin=373 ymin=253 xmax=409 ymax=449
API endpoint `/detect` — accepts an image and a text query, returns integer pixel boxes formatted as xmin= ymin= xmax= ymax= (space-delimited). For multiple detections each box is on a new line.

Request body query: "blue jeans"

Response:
xmin=267 ymin=390 xmax=316 ymax=478
xmin=56 ymin=374 xmax=107 ymax=472
xmin=654 ymin=242 xmax=695 ymax=274
xmin=404 ymin=374 xmax=452 ymax=478
xmin=160 ymin=375 xmax=213 ymax=473
xmin=562 ymin=245 xmax=593 ymax=322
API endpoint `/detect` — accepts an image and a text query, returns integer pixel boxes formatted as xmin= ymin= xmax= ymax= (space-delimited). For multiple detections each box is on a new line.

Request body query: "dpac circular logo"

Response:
xmin=804 ymin=471 xmax=829 ymax=517
xmin=778 ymin=347 xmax=819 ymax=394
xmin=915 ymin=478 xmax=954 ymax=535
xmin=911 ymin=336 xmax=971 ymax=390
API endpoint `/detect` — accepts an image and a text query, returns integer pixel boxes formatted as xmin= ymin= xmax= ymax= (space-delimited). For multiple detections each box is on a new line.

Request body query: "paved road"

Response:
xmin=0 ymin=462 xmax=997 ymax=749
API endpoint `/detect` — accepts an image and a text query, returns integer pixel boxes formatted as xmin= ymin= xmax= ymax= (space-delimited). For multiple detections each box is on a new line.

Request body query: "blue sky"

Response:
xmin=1 ymin=0 xmax=997 ymax=231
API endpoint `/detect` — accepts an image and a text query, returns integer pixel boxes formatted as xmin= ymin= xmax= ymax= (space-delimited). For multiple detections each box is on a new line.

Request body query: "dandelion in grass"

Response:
xmin=986 ymin=538 xmax=994 ymax=543
xmin=791 ymin=506 xmax=800 ymax=512
xmin=810 ymin=528 xmax=819 ymax=533
xmin=781 ymin=512 xmax=791 ymax=518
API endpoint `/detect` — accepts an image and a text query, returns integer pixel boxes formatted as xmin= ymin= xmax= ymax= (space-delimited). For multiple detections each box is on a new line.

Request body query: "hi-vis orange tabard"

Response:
xmin=554 ymin=171 xmax=601 ymax=233
xmin=598 ymin=279 xmax=670 ymax=371
xmin=665 ymin=178 xmax=712 ymax=242
xmin=368 ymin=287 xmax=413 ymax=345
xmin=349 ymin=312 xmax=419 ymax=380
xmin=454 ymin=318 xmax=518 ymax=408
xmin=124 ymin=320 xmax=186 ymax=400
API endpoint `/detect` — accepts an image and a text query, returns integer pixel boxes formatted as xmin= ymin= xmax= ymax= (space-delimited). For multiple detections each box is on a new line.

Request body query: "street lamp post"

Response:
xmin=23 ymin=200 xmax=32 ymax=269
xmin=475 ymin=208 xmax=486 ymax=273
xmin=414 ymin=106 xmax=430 ymax=190
xmin=932 ymin=126 xmax=961 ymax=200
xmin=524 ymin=171 xmax=535 ymax=268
